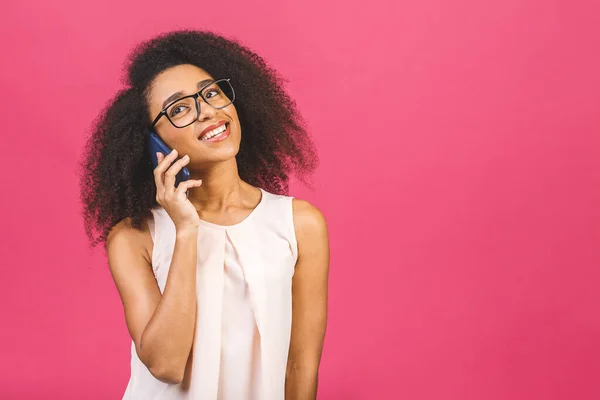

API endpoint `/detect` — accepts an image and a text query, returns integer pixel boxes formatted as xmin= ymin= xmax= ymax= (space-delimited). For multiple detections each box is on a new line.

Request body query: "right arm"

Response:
xmin=107 ymin=149 xmax=203 ymax=384
xmin=107 ymin=223 xmax=198 ymax=384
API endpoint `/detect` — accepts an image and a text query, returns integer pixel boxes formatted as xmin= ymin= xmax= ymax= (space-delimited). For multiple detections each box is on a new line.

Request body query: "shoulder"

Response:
xmin=106 ymin=216 xmax=153 ymax=266
xmin=292 ymin=198 xmax=328 ymax=243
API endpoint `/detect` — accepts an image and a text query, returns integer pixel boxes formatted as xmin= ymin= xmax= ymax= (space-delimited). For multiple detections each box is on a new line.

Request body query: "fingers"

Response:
xmin=175 ymin=179 xmax=203 ymax=200
xmin=153 ymin=149 xmax=178 ymax=195
xmin=164 ymin=154 xmax=190 ymax=193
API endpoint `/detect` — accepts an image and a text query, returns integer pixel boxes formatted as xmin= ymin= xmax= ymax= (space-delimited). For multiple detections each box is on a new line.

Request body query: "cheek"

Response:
xmin=160 ymin=128 xmax=195 ymax=153
xmin=225 ymin=104 xmax=240 ymax=124
xmin=232 ymin=112 xmax=242 ymax=134
xmin=160 ymin=132 xmax=180 ymax=148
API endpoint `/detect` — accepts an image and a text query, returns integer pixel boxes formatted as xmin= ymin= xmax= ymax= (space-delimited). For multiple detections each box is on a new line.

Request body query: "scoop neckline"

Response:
xmin=189 ymin=187 xmax=266 ymax=230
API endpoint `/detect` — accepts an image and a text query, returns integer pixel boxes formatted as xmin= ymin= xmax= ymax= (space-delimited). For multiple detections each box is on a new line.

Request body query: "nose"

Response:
xmin=196 ymin=97 xmax=217 ymax=122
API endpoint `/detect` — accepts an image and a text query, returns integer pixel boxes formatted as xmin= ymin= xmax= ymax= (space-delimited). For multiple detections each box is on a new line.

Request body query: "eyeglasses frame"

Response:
xmin=150 ymin=78 xmax=235 ymax=129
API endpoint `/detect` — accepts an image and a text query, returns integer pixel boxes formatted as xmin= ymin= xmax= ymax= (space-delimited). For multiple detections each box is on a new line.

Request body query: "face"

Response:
xmin=147 ymin=64 xmax=241 ymax=169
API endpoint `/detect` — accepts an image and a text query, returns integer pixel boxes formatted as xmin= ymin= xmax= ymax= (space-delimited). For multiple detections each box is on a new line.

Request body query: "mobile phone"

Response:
xmin=147 ymin=131 xmax=190 ymax=188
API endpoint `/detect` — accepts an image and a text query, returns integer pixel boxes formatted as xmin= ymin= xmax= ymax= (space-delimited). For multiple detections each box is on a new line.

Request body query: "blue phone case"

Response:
xmin=147 ymin=131 xmax=190 ymax=188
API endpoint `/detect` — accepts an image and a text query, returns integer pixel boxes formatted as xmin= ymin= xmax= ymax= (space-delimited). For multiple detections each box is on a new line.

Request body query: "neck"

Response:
xmin=185 ymin=158 xmax=247 ymax=210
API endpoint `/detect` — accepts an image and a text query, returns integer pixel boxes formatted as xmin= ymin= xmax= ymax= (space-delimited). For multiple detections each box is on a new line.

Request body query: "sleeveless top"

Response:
xmin=122 ymin=188 xmax=298 ymax=400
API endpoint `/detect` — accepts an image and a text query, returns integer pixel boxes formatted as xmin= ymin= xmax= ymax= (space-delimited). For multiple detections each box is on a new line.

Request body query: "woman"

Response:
xmin=79 ymin=30 xmax=329 ymax=400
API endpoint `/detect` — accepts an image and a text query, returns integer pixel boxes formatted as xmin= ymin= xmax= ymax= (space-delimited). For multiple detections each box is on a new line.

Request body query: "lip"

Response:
xmin=198 ymin=121 xmax=228 ymax=140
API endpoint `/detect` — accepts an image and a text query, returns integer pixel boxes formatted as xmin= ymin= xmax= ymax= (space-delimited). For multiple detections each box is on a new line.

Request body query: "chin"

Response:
xmin=188 ymin=128 xmax=241 ymax=164
xmin=195 ymin=144 xmax=240 ymax=165
xmin=214 ymin=147 xmax=239 ymax=162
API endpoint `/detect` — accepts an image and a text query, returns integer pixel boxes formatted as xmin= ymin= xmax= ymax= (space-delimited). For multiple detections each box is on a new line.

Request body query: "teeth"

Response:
xmin=201 ymin=124 xmax=227 ymax=140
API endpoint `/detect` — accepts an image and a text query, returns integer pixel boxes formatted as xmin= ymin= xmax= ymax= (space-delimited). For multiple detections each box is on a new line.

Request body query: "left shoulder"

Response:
xmin=292 ymin=198 xmax=328 ymax=239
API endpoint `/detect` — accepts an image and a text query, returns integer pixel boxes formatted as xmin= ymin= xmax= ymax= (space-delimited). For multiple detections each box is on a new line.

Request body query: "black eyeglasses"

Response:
xmin=150 ymin=79 xmax=235 ymax=129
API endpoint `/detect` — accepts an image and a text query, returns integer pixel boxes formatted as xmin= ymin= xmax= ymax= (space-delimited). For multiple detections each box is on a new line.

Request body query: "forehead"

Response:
xmin=148 ymin=64 xmax=214 ymax=108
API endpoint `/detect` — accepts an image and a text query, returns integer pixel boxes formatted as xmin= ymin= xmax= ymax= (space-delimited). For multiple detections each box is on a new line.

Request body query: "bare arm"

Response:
xmin=286 ymin=199 xmax=330 ymax=400
xmin=107 ymin=221 xmax=198 ymax=384
xmin=107 ymin=149 xmax=203 ymax=384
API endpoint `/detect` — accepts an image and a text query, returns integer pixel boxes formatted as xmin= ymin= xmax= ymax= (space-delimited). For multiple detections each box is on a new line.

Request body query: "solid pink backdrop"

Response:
xmin=1 ymin=0 xmax=600 ymax=399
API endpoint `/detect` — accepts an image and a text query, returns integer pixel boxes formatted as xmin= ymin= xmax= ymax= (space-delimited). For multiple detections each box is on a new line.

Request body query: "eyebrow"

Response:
xmin=161 ymin=79 xmax=214 ymax=110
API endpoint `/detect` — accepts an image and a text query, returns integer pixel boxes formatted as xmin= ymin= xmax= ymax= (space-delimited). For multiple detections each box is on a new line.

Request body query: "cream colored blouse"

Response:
xmin=122 ymin=188 xmax=298 ymax=400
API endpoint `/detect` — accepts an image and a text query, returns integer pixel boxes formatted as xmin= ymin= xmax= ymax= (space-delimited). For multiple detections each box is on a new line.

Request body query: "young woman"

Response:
xmin=79 ymin=30 xmax=329 ymax=400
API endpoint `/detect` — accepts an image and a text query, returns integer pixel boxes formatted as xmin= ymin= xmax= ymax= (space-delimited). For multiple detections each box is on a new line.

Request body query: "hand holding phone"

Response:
xmin=153 ymin=150 xmax=203 ymax=230
xmin=147 ymin=131 xmax=190 ymax=187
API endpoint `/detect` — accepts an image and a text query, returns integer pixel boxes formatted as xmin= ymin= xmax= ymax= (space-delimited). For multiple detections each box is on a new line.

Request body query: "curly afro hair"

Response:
xmin=78 ymin=30 xmax=318 ymax=249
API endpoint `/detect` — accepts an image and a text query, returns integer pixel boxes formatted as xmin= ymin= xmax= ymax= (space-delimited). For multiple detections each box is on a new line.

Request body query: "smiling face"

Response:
xmin=147 ymin=64 xmax=241 ymax=169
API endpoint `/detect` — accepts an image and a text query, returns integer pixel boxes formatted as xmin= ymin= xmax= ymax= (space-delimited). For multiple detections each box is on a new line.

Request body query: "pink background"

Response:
xmin=1 ymin=0 xmax=600 ymax=399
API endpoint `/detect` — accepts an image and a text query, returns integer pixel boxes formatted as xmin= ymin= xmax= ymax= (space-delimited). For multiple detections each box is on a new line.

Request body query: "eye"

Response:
xmin=204 ymin=88 xmax=222 ymax=99
xmin=169 ymin=104 xmax=191 ymax=118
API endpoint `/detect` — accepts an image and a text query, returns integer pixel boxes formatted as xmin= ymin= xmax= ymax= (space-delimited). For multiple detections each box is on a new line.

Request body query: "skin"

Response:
xmin=106 ymin=64 xmax=329 ymax=398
